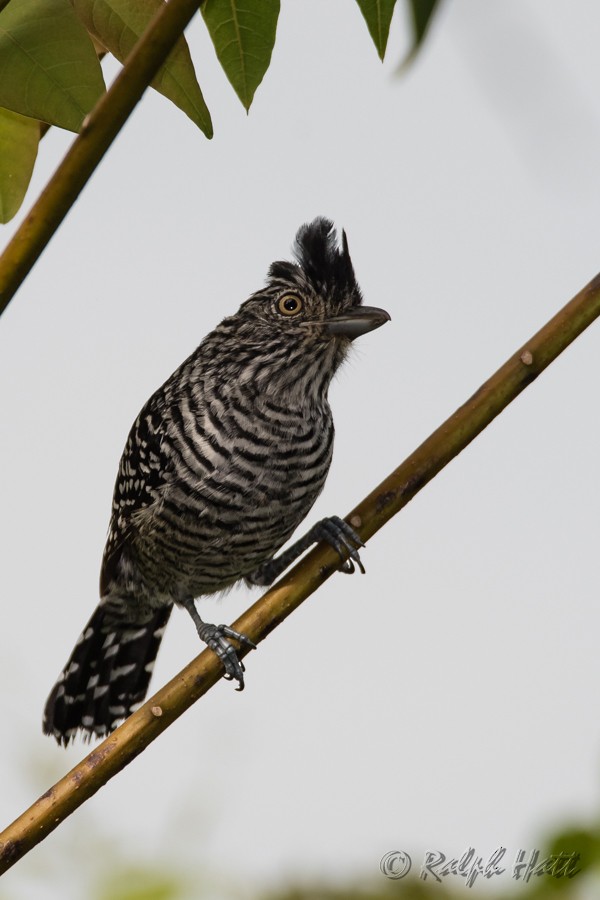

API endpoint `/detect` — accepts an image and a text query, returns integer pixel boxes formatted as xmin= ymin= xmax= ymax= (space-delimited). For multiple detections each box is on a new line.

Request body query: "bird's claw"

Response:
xmin=315 ymin=515 xmax=366 ymax=575
xmin=198 ymin=623 xmax=256 ymax=691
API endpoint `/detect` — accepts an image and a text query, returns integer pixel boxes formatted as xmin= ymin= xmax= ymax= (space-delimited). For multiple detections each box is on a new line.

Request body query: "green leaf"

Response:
xmin=404 ymin=0 xmax=442 ymax=64
xmin=72 ymin=0 xmax=212 ymax=137
xmin=0 ymin=0 xmax=105 ymax=131
xmin=202 ymin=0 xmax=280 ymax=111
xmin=355 ymin=1 xmax=398 ymax=61
xmin=0 ymin=108 xmax=39 ymax=223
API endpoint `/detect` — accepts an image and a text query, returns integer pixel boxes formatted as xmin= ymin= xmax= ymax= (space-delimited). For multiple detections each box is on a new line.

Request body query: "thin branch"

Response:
xmin=1 ymin=271 xmax=600 ymax=873
xmin=0 ymin=0 xmax=203 ymax=318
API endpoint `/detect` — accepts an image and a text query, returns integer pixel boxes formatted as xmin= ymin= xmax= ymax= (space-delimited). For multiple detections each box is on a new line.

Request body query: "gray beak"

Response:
xmin=323 ymin=305 xmax=391 ymax=340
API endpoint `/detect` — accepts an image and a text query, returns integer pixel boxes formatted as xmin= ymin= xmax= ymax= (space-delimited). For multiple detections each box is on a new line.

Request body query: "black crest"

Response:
xmin=270 ymin=217 xmax=361 ymax=301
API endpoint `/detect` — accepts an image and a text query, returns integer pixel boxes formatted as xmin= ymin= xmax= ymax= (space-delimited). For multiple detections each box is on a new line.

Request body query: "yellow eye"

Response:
xmin=277 ymin=294 xmax=303 ymax=316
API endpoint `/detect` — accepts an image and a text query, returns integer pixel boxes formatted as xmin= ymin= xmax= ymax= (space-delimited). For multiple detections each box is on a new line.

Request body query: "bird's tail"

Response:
xmin=43 ymin=604 xmax=172 ymax=746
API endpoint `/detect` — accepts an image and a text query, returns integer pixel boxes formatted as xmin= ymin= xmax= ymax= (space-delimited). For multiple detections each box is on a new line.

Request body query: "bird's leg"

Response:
xmin=180 ymin=597 xmax=256 ymax=690
xmin=248 ymin=516 xmax=366 ymax=587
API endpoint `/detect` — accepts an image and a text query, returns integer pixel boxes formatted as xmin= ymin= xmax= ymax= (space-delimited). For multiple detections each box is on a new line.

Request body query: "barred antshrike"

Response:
xmin=43 ymin=218 xmax=390 ymax=745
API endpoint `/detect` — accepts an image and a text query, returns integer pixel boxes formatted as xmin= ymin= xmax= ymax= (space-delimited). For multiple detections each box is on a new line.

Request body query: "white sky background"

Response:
xmin=2 ymin=0 xmax=600 ymax=897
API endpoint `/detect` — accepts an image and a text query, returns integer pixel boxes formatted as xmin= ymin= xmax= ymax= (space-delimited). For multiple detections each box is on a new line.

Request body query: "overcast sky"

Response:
xmin=2 ymin=1 xmax=600 ymax=898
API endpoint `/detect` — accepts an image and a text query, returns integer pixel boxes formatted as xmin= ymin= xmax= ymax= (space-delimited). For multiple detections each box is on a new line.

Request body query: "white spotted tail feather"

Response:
xmin=43 ymin=606 xmax=171 ymax=746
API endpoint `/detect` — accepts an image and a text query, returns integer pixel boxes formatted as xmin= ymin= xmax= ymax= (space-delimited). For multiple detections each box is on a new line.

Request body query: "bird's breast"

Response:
xmin=131 ymin=393 xmax=335 ymax=598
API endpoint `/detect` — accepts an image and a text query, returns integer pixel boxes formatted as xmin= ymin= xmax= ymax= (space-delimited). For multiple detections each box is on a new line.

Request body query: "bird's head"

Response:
xmin=208 ymin=218 xmax=390 ymax=400
xmin=242 ymin=217 xmax=389 ymax=343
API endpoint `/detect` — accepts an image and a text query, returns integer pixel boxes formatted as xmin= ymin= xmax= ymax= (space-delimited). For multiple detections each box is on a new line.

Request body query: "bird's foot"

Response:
xmin=197 ymin=623 xmax=256 ymax=690
xmin=313 ymin=516 xmax=366 ymax=574
xmin=246 ymin=515 xmax=366 ymax=587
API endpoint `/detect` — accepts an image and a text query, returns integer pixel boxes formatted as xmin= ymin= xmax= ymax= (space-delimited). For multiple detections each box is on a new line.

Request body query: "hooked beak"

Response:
xmin=323 ymin=305 xmax=391 ymax=341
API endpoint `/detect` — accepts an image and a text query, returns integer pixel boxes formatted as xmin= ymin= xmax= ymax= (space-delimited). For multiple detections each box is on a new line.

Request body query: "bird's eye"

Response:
xmin=277 ymin=294 xmax=303 ymax=316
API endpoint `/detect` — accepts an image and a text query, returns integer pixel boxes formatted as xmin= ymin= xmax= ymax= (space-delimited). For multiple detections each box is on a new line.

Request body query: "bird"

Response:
xmin=43 ymin=218 xmax=390 ymax=745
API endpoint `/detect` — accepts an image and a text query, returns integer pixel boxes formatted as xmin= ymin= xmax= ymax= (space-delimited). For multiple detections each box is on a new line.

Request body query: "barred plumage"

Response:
xmin=43 ymin=218 xmax=390 ymax=745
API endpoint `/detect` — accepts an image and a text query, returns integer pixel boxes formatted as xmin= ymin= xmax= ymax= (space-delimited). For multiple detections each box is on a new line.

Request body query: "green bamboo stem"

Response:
xmin=0 ymin=0 xmax=203 ymax=317
xmin=0 ymin=271 xmax=599 ymax=874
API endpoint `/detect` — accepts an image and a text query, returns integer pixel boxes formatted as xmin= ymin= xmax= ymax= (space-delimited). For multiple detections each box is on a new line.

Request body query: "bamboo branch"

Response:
xmin=1 ymin=271 xmax=600 ymax=874
xmin=0 ymin=0 xmax=203 ymax=317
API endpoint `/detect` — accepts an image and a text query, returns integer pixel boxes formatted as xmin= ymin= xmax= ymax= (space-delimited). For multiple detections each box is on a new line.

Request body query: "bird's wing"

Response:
xmin=100 ymin=397 xmax=173 ymax=595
